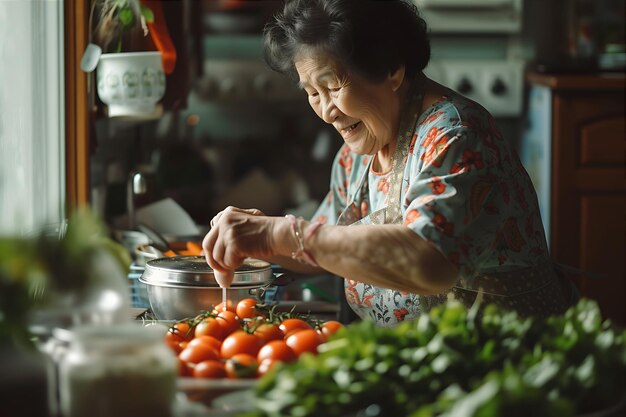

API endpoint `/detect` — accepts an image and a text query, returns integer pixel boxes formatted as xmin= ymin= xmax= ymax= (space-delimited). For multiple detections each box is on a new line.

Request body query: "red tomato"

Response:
xmin=225 ymin=353 xmax=258 ymax=379
xmin=279 ymin=318 xmax=312 ymax=337
xmin=253 ymin=322 xmax=284 ymax=344
xmin=179 ymin=343 xmax=220 ymax=364
xmin=235 ymin=298 xmax=258 ymax=319
xmin=285 ymin=329 xmax=324 ymax=356
xmin=164 ymin=339 xmax=178 ymax=353
xmin=194 ymin=317 xmax=224 ymax=340
xmin=165 ymin=321 xmax=194 ymax=348
xmin=318 ymin=320 xmax=344 ymax=340
xmin=221 ymin=330 xmax=261 ymax=359
xmin=257 ymin=359 xmax=277 ymax=377
xmin=193 ymin=360 xmax=227 ymax=379
xmin=283 ymin=328 xmax=307 ymax=339
xmin=212 ymin=300 xmax=235 ymax=314
xmin=166 ymin=339 xmax=185 ymax=355
xmin=188 ymin=335 xmax=222 ymax=352
xmin=216 ymin=310 xmax=240 ymax=336
xmin=257 ymin=340 xmax=296 ymax=364
xmin=177 ymin=357 xmax=194 ymax=377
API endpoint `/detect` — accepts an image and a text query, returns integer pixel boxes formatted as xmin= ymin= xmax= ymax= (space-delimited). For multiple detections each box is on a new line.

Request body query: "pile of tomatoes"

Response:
xmin=163 ymin=298 xmax=344 ymax=380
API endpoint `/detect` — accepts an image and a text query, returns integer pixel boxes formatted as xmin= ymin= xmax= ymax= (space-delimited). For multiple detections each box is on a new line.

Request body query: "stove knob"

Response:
xmin=491 ymin=78 xmax=508 ymax=96
xmin=456 ymin=77 xmax=473 ymax=95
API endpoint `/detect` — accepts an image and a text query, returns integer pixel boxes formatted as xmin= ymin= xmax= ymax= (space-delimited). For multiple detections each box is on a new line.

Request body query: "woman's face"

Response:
xmin=295 ymin=52 xmax=404 ymax=156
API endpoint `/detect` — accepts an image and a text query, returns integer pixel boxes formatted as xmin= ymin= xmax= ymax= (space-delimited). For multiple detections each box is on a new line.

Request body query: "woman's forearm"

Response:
xmin=272 ymin=218 xmax=459 ymax=294
xmin=267 ymin=254 xmax=326 ymax=275
xmin=204 ymin=209 xmax=458 ymax=294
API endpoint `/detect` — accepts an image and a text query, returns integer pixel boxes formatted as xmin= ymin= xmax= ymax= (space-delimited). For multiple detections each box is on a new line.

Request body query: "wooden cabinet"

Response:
xmin=526 ymin=72 xmax=626 ymax=325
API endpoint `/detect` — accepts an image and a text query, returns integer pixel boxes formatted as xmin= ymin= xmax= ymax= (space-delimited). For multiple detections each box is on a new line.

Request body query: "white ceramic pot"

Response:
xmin=96 ymin=51 xmax=166 ymax=118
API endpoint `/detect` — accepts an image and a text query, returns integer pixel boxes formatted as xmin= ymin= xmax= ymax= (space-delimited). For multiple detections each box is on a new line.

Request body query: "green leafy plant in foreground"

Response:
xmin=244 ymin=299 xmax=626 ymax=417
xmin=0 ymin=209 xmax=130 ymax=347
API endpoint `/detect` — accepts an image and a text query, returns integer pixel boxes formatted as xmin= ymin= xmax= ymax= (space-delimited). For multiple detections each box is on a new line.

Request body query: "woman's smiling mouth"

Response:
xmin=340 ymin=122 xmax=361 ymax=138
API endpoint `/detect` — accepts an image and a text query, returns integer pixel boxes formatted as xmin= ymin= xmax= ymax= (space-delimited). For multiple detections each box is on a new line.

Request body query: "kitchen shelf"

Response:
xmin=526 ymin=72 xmax=625 ymax=90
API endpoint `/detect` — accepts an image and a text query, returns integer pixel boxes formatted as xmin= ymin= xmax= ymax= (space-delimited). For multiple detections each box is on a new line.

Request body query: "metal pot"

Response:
xmin=139 ymin=256 xmax=281 ymax=320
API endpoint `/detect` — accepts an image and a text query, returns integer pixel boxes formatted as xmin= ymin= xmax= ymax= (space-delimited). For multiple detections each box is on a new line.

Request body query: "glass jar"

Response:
xmin=58 ymin=323 xmax=176 ymax=417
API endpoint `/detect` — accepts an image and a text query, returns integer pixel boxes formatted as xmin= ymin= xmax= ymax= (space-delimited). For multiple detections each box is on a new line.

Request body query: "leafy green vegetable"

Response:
xmin=242 ymin=299 xmax=626 ymax=417
xmin=0 ymin=209 xmax=130 ymax=346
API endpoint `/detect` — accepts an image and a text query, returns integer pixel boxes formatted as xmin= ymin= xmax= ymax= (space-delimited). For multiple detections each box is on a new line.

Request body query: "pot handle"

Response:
xmin=270 ymin=272 xmax=296 ymax=287
xmin=270 ymin=264 xmax=307 ymax=287
xmin=247 ymin=267 xmax=299 ymax=300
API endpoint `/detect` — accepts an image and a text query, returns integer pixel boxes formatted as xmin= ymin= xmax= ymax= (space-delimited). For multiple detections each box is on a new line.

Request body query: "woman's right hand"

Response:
xmin=202 ymin=206 xmax=290 ymax=286
xmin=213 ymin=269 xmax=235 ymax=288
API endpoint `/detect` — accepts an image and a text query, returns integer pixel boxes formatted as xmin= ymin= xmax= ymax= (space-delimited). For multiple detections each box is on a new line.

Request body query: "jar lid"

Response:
xmin=140 ymin=256 xmax=273 ymax=287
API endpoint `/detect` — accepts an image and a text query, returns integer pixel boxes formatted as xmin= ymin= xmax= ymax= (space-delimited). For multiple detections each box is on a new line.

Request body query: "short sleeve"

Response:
xmin=403 ymin=98 xmax=551 ymax=279
xmin=403 ymin=121 xmax=499 ymax=278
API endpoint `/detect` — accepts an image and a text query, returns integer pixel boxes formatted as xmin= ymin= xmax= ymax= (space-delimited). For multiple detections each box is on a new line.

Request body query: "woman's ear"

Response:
xmin=388 ymin=65 xmax=406 ymax=92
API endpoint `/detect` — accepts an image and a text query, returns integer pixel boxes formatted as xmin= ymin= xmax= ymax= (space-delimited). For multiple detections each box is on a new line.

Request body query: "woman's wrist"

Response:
xmin=284 ymin=214 xmax=322 ymax=267
xmin=269 ymin=215 xmax=295 ymax=258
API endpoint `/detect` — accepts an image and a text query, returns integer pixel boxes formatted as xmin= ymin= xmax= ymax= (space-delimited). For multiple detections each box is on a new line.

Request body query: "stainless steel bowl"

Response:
xmin=139 ymin=256 xmax=275 ymax=320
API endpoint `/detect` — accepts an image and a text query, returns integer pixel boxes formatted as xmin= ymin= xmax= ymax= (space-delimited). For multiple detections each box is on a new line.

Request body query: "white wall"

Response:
xmin=0 ymin=0 xmax=65 ymax=235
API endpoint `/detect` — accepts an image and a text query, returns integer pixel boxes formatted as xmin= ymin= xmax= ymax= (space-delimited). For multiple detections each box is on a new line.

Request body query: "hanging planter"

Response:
xmin=96 ymin=51 xmax=165 ymax=118
xmin=83 ymin=0 xmax=176 ymax=119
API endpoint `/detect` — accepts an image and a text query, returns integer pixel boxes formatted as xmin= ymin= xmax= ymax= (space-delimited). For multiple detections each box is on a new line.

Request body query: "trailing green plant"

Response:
xmin=92 ymin=0 xmax=154 ymax=53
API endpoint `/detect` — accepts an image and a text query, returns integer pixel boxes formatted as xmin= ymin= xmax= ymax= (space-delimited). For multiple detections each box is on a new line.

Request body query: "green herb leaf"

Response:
xmin=249 ymin=299 xmax=626 ymax=417
xmin=118 ymin=6 xmax=134 ymax=27
xmin=140 ymin=5 xmax=154 ymax=24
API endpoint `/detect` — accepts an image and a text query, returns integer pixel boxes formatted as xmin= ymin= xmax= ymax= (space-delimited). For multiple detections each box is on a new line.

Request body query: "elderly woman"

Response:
xmin=202 ymin=0 xmax=577 ymax=326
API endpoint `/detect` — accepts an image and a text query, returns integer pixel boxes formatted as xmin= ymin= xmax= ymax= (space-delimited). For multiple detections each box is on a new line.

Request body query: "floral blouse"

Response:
xmin=312 ymin=89 xmax=553 ymax=326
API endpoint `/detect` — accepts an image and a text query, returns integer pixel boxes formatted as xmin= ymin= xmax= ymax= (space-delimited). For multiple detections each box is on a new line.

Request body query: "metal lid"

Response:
xmin=140 ymin=256 xmax=273 ymax=287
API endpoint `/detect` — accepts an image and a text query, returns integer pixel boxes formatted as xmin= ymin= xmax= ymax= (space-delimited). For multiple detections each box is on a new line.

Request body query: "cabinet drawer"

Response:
xmin=579 ymin=116 xmax=626 ymax=166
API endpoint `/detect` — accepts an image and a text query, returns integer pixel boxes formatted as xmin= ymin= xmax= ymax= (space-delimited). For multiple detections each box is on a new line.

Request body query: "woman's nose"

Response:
xmin=321 ymin=97 xmax=340 ymax=124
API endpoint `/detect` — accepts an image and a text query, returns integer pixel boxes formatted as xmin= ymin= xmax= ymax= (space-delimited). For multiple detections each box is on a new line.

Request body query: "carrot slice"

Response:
xmin=186 ymin=241 xmax=203 ymax=256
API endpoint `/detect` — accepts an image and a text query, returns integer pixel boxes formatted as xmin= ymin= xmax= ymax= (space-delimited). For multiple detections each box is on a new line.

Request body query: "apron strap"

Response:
xmin=338 ymin=74 xmax=426 ymax=227
xmin=384 ymin=75 xmax=426 ymax=223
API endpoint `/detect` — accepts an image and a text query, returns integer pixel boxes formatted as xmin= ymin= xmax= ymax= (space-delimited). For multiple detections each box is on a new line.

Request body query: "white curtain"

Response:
xmin=0 ymin=0 xmax=65 ymax=235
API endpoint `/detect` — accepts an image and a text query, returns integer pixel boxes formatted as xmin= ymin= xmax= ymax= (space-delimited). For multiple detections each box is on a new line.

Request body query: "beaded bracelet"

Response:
xmin=285 ymin=214 xmax=322 ymax=267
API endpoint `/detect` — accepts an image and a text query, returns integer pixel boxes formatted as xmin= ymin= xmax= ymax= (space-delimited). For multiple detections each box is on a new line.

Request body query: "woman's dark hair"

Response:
xmin=263 ymin=0 xmax=430 ymax=82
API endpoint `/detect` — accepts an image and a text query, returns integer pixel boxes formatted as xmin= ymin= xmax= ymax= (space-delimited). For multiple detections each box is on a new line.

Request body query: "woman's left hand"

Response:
xmin=202 ymin=206 xmax=282 ymax=282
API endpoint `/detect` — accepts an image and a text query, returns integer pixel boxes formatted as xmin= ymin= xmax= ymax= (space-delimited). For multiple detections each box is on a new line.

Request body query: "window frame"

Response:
xmin=65 ymin=0 xmax=91 ymax=210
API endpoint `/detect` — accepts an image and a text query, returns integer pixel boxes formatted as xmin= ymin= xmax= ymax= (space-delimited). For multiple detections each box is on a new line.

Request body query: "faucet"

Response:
xmin=126 ymin=171 xmax=147 ymax=230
